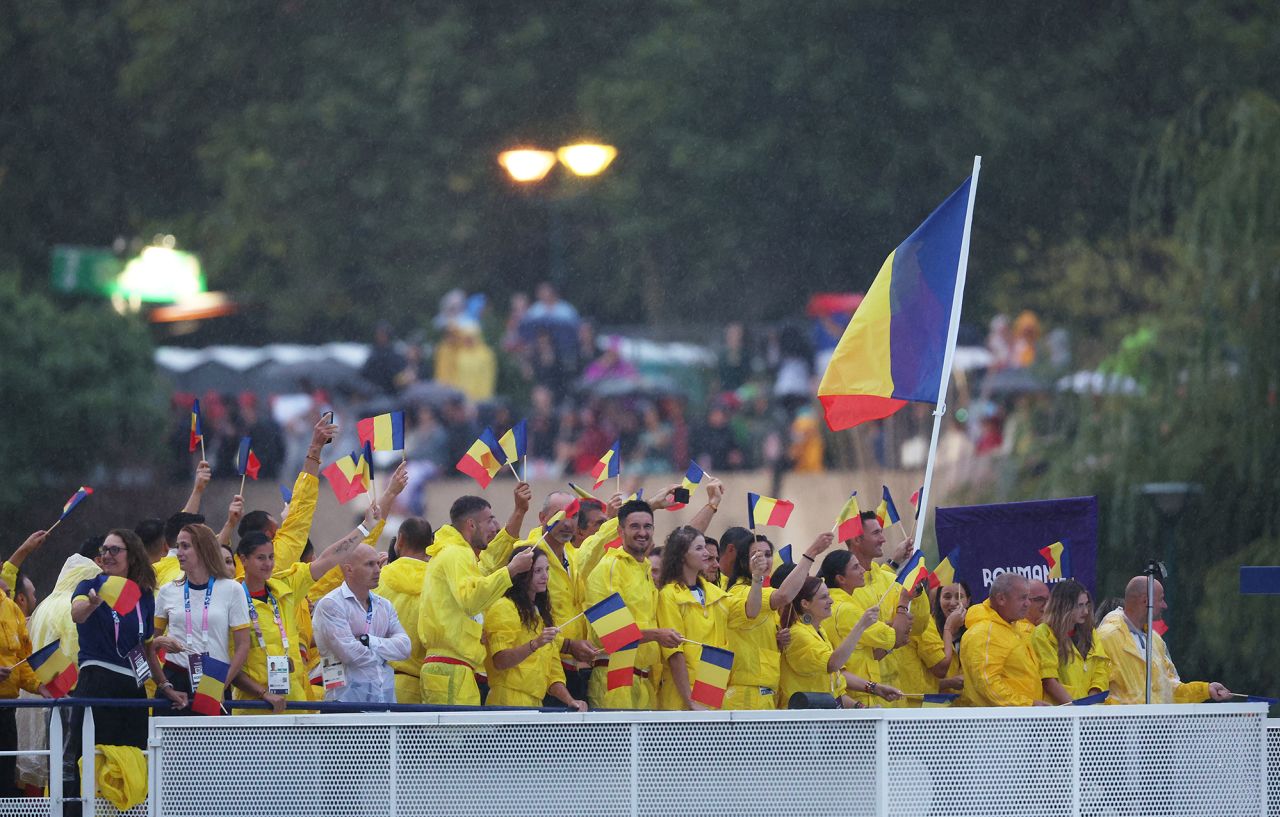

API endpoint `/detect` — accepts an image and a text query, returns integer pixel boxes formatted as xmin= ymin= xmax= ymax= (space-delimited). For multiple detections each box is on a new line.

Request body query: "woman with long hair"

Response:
xmin=928 ymin=582 xmax=970 ymax=692
xmin=484 ymin=549 xmax=587 ymax=710
xmin=719 ymin=526 xmax=830 ymax=709
xmin=233 ymin=505 xmax=382 ymax=712
xmin=68 ymin=530 xmax=185 ymax=793
xmin=655 ymin=526 xmax=729 ymax=710
xmin=1032 ymin=579 xmax=1111 ymax=704
xmin=780 ymin=577 xmax=880 ymax=708
xmin=154 ymin=523 xmax=251 ymax=714
xmin=817 ymin=550 xmax=904 ymax=705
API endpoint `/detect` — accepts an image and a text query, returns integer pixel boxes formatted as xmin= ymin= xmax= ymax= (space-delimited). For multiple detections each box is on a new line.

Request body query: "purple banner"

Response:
xmin=934 ymin=496 xmax=1097 ymax=604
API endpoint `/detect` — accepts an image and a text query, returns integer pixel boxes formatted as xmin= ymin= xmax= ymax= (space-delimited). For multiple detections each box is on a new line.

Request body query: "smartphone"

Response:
xmin=673 ymin=487 xmax=691 ymax=504
xmin=321 ymin=410 xmax=335 ymax=443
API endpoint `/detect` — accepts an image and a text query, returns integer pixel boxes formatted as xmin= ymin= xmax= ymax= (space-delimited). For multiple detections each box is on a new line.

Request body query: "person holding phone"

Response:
xmin=720 ymin=527 xmax=829 ymax=709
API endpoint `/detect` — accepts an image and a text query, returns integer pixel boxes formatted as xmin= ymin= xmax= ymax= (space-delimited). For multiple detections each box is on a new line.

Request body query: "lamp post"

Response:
xmin=497 ymin=143 xmax=617 ymax=288
xmin=1135 ymin=481 xmax=1201 ymax=704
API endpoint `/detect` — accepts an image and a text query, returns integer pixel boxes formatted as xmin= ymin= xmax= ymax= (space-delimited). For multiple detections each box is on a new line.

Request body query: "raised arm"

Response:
xmin=310 ymin=504 xmax=383 ymax=581
xmin=687 ymin=478 xmax=724 ymax=533
xmin=4 ymin=531 xmax=48 ymax=591
xmin=771 ymin=533 xmax=832 ymax=611
xmin=829 ymin=605 xmax=879 ymax=672
xmin=181 ymin=460 xmax=212 ymax=514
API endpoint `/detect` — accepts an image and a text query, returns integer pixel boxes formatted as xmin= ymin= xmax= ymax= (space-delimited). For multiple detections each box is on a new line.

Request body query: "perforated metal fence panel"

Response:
xmin=145 ymin=706 xmax=1270 ymax=817
xmin=1269 ymin=721 xmax=1279 ymax=817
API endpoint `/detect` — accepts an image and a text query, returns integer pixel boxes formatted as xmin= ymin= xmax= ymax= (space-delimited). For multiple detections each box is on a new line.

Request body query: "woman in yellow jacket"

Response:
xmin=818 ymin=550 xmax=904 ymax=706
xmin=780 ymin=576 xmax=880 ymax=708
xmin=655 ymin=526 xmax=729 ymax=711
xmin=720 ymin=527 xmax=831 ymax=710
xmin=484 ymin=550 xmax=587 ymax=710
xmin=928 ymin=581 xmax=970 ymax=691
xmin=1032 ymin=579 xmax=1110 ymax=703
xmin=232 ymin=504 xmax=383 ymax=712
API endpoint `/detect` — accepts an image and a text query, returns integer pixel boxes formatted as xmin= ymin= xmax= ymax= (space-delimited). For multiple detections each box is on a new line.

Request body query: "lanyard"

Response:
xmin=362 ymin=597 xmax=374 ymax=637
xmin=243 ymin=582 xmax=290 ymax=651
xmin=109 ymin=604 xmax=146 ymax=658
xmin=183 ymin=578 xmax=215 ymax=648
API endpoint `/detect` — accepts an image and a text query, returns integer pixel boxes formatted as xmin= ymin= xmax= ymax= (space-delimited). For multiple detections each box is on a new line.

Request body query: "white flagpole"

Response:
xmin=914 ymin=156 xmax=982 ymax=555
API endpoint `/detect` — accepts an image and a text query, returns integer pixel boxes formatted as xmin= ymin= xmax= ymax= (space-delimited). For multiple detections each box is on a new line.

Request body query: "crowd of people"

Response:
xmin=163 ymin=283 xmax=853 ymax=514
xmin=0 ymin=411 xmax=1235 ymax=801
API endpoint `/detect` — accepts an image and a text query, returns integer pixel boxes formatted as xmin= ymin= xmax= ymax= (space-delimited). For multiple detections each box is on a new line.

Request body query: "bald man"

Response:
xmin=1095 ymin=577 xmax=1231 ymax=704
xmin=313 ymin=544 xmax=410 ymax=704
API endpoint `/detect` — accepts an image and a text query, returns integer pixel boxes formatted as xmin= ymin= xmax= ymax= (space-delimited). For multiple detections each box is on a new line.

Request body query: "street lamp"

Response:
xmin=497 ymin=142 xmax=617 ymax=287
xmin=1135 ymin=481 xmax=1201 ymax=703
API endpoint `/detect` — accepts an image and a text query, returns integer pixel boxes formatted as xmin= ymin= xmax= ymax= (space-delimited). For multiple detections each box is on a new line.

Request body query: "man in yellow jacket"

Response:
xmin=375 ymin=518 xmax=434 ymax=703
xmin=960 ymin=573 xmax=1046 ymax=707
xmin=844 ymin=512 xmax=920 ymax=706
xmin=1096 ymin=576 xmax=1231 ymax=704
xmin=420 ymin=494 xmax=535 ymax=705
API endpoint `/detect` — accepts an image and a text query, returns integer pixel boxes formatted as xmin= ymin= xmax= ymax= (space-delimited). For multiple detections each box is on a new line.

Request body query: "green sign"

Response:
xmin=50 ymin=245 xmax=123 ymax=296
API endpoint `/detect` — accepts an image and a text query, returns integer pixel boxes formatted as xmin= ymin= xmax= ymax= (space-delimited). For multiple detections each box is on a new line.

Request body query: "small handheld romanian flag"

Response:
xmin=498 ymin=420 xmax=527 ymax=464
xmin=189 ymin=399 xmax=203 ymax=453
xmin=875 ymin=485 xmax=901 ymax=528
xmin=895 ymin=551 xmax=931 ymax=593
xmin=909 ymin=487 xmax=923 ymax=519
xmin=567 ymin=482 xmax=597 ymax=500
xmin=584 ymin=593 xmax=643 ymax=653
xmin=96 ymin=575 xmax=142 ymax=617
xmin=1038 ymin=541 xmax=1071 ymax=581
xmin=747 ymin=493 xmax=794 ymax=529
xmin=591 ymin=440 xmax=620 ymax=489
xmin=28 ymin=640 xmax=77 ymax=698
xmin=456 ymin=428 xmax=505 ymax=488
xmin=933 ymin=547 xmax=960 ymax=587
xmin=1070 ymin=691 xmax=1109 ymax=706
xmin=322 ymin=453 xmax=369 ymax=504
xmin=921 ymin=693 xmax=959 ymax=707
xmin=357 ymin=411 xmax=405 ymax=452
xmin=690 ymin=645 xmax=734 ymax=709
xmin=606 ymin=642 xmax=639 ymax=691
xmin=191 ymin=655 xmax=231 ymax=716
xmin=236 ymin=437 xmax=261 ymax=480
xmin=836 ymin=492 xmax=863 ymax=541
xmin=667 ymin=461 xmax=705 ymax=511
xmin=60 ymin=487 xmax=93 ymax=521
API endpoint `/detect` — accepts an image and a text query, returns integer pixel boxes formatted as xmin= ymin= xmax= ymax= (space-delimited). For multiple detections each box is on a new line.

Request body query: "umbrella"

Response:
xmin=1056 ymin=370 xmax=1144 ymax=396
xmin=254 ymin=360 xmax=373 ymax=395
xmin=400 ymin=381 xmax=467 ymax=408
xmin=982 ymin=368 xmax=1050 ymax=396
xmin=580 ymin=373 xmax=682 ymax=398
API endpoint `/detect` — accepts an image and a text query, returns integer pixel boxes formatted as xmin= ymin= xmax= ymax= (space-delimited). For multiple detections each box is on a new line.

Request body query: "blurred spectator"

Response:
xmin=235 ymin=392 xmax=285 ymax=480
xmin=571 ymin=406 xmax=612 ymax=476
xmin=435 ymin=321 xmax=497 ymax=402
xmin=582 ymin=337 xmax=638 ymax=383
xmin=771 ymin=326 xmax=815 ymax=416
xmin=692 ymin=403 xmax=746 ymax=471
xmin=433 ymin=289 xmax=467 ymax=331
xmin=1011 ymin=310 xmax=1041 ymax=368
xmin=530 ymin=330 xmax=573 ymax=396
xmin=440 ymin=397 xmax=480 ymax=469
xmin=361 ymin=321 xmax=405 ymax=395
xmin=716 ymin=323 xmax=752 ymax=392
xmin=502 ymin=293 xmax=531 ymax=356
xmin=788 ymin=406 xmax=825 ymax=473
xmin=577 ymin=321 xmax=598 ymax=376
xmin=393 ymin=337 xmax=433 ymax=390
xmin=987 ymin=314 xmax=1013 ymax=370
xmin=405 ymin=406 xmax=448 ymax=467
xmin=520 ymin=281 xmax=580 ymax=361
xmin=525 ymin=386 xmax=561 ymax=478
xmin=634 ymin=403 xmax=674 ymax=474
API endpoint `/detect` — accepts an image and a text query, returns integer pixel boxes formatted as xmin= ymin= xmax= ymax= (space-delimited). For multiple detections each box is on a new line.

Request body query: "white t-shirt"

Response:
xmin=155 ymin=577 xmax=251 ymax=668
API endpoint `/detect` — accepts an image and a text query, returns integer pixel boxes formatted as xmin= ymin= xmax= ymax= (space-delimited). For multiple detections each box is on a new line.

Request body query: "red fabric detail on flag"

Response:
xmin=690 ymin=679 xmax=726 ymax=708
xmin=819 ymin=394 xmax=908 ymax=432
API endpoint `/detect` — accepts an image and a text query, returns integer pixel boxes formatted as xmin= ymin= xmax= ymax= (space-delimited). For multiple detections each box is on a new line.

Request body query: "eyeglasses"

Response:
xmin=1029 ymin=596 xmax=1050 ymax=603
xmin=99 ymin=545 xmax=127 ymax=557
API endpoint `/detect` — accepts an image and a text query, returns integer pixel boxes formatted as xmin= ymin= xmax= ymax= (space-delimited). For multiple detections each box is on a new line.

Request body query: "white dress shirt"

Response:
xmin=313 ymin=582 xmax=410 ymax=703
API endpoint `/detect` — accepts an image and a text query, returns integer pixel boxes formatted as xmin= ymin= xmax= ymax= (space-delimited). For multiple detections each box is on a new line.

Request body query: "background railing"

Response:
xmin=0 ymin=701 xmax=1274 ymax=817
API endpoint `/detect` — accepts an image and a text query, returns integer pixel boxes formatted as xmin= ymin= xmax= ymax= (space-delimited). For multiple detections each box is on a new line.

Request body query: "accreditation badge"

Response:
xmin=321 ymin=657 xmax=346 ymax=691
xmin=126 ymin=647 xmax=151 ymax=687
xmin=189 ymin=653 xmax=205 ymax=688
xmin=266 ymin=655 xmax=291 ymax=695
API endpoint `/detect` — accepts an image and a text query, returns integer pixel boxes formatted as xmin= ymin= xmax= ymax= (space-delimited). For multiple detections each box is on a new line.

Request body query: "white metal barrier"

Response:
xmin=138 ymin=704 xmax=1271 ymax=817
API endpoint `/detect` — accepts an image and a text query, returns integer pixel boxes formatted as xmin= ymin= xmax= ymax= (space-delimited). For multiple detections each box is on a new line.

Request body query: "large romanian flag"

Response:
xmin=818 ymin=175 xmax=977 ymax=430
xmin=357 ymin=411 xmax=405 ymax=452
xmin=29 ymin=640 xmax=77 ymax=698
